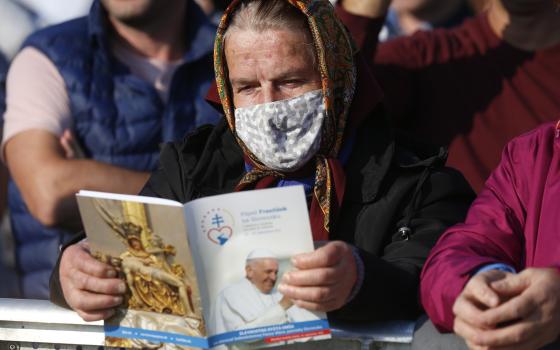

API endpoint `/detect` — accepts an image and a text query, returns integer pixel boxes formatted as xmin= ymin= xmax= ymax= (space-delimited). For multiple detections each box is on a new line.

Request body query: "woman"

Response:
xmin=50 ymin=0 xmax=473 ymax=324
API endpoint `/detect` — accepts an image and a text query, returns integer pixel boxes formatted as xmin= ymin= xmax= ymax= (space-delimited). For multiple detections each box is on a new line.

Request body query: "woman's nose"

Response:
xmin=262 ymin=86 xmax=283 ymax=104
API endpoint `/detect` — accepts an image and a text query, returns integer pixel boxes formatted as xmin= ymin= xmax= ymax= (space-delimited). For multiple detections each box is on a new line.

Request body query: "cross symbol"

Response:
xmin=211 ymin=214 xmax=225 ymax=228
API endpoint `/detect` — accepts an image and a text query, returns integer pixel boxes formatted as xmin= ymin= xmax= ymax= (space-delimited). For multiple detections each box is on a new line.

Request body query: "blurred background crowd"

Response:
xmin=0 ymin=0 xmax=557 ymax=302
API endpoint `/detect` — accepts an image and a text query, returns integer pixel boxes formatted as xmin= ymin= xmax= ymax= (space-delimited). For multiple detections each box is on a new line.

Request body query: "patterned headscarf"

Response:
xmin=214 ymin=0 xmax=358 ymax=240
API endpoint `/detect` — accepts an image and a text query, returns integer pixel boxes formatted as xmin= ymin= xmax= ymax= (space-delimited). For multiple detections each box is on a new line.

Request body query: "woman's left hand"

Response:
xmin=278 ymin=241 xmax=358 ymax=312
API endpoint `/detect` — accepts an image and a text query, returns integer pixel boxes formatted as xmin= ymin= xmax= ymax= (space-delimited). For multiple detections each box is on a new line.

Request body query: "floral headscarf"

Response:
xmin=214 ymin=0 xmax=358 ymax=240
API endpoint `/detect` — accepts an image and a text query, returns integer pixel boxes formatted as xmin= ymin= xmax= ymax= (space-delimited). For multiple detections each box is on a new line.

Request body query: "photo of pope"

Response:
xmin=211 ymin=249 xmax=318 ymax=334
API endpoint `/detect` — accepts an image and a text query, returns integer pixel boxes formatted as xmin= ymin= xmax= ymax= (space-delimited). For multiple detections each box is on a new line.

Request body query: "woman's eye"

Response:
xmin=238 ymin=86 xmax=255 ymax=93
xmin=283 ymin=80 xmax=302 ymax=87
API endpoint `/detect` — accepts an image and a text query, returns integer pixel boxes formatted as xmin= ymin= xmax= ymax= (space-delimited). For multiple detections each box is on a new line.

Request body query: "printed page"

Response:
xmin=76 ymin=192 xmax=209 ymax=349
xmin=184 ymin=186 xmax=331 ymax=349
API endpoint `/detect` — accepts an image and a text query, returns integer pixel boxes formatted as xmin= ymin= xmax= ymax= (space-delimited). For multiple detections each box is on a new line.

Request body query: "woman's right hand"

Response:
xmin=59 ymin=240 xmax=127 ymax=321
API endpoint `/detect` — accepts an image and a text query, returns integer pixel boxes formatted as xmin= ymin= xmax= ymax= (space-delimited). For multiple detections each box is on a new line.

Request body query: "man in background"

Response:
xmin=337 ymin=0 xmax=560 ymax=193
xmin=1 ymin=0 xmax=220 ymax=298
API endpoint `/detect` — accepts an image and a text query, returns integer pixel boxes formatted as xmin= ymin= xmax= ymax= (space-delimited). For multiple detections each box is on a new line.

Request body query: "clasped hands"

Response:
xmin=453 ymin=268 xmax=560 ymax=350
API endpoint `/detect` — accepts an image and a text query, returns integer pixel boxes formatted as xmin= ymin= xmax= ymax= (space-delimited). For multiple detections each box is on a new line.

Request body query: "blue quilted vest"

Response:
xmin=6 ymin=0 xmax=220 ymax=299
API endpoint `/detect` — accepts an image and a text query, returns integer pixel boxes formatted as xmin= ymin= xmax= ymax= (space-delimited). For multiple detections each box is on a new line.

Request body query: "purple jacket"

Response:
xmin=420 ymin=121 xmax=560 ymax=331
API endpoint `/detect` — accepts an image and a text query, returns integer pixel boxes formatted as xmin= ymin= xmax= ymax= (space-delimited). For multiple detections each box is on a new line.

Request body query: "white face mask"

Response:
xmin=234 ymin=89 xmax=325 ymax=172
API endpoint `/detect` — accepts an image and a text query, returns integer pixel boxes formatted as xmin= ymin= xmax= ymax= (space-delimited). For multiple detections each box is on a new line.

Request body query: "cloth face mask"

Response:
xmin=235 ymin=89 xmax=326 ymax=172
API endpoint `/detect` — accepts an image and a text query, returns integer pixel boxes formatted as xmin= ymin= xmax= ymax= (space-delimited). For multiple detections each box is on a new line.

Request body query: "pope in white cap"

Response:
xmin=211 ymin=249 xmax=317 ymax=347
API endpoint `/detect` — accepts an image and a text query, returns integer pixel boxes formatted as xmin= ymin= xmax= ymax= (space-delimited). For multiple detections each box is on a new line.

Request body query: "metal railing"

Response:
xmin=0 ymin=299 xmax=415 ymax=350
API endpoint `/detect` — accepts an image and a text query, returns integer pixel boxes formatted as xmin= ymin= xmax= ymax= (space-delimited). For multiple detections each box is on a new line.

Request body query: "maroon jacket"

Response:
xmin=420 ymin=121 xmax=560 ymax=331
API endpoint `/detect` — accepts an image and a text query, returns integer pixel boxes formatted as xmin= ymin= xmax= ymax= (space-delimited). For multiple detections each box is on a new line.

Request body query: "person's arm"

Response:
xmin=335 ymin=1 xmax=388 ymax=59
xmin=335 ymin=0 xmax=430 ymax=127
xmin=49 ymin=137 xmax=191 ymax=316
xmin=420 ymin=141 xmax=527 ymax=332
xmin=3 ymin=48 xmax=149 ymax=229
xmin=5 ymin=130 xmax=150 ymax=228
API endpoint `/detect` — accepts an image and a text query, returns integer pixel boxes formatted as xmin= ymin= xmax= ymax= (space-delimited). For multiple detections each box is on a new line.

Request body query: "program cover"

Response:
xmin=184 ymin=186 xmax=331 ymax=349
xmin=77 ymin=187 xmax=331 ymax=350
xmin=77 ymin=192 xmax=208 ymax=349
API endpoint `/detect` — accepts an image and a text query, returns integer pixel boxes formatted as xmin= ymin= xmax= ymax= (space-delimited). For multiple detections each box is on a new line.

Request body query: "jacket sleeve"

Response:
xmin=331 ymin=167 xmax=475 ymax=322
xmin=334 ymin=5 xmax=417 ymax=125
xmin=420 ymin=143 xmax=526 ymax=332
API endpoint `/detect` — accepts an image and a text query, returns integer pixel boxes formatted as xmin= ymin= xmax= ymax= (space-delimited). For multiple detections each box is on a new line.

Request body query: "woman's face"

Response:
xmin=225 ymin=29 xmax=322 ymax=108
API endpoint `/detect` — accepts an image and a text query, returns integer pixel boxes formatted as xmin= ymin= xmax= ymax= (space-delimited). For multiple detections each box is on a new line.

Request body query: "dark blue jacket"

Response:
xmin=5 ymin=0 xmax=220 ymax=299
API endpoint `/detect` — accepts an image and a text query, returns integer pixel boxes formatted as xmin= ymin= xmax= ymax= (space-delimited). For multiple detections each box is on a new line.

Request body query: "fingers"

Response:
xmin=465 ymin=273 xmax=503 ymax=308
xmin=72 ymin=270 xmax=126 ymax=295
xmin=282 ymin=267 xmax=338 ymax=286
xmin=278 ymin=284 xmax=336 ymax=304
xmin=281 ymin=241 xmax=356 ymax=312
xmin=59 ymin=129 xmax=75 ymax=159
xmin=76 ymin=308 xmax=116 ymax=323
xmin=453 ymin=271 xmax=510 ymax=334
xmin=74 ymin=250 xmax=118 ymax=279
xmin=480 ymin=294 xmax=536 ymax=327
xmin=292 ymin=241 xmax=347 ymax=270
xmin=67 ymin=289 xmax=123 ymax=315
xmin=453 ymin=294 xmax=494 ymax=329
xmin=490 ymin=274 xmax=530 ymax=298
xmin=464 ymin=319 xmax=538 ymax=348
xmin=60 ymin=129 xmax=86 ymax=159
xmin=454 ymin=317 xmax=488 ymax=348
xmin=292 ymin=298 xmax=341 ymax=312
xmin=60 ymin=243 xmax=126 ymax=321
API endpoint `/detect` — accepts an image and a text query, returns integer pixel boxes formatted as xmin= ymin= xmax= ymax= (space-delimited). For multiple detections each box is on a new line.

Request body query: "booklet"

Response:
xmin=76 ymin=186 xmax=331 ymax=349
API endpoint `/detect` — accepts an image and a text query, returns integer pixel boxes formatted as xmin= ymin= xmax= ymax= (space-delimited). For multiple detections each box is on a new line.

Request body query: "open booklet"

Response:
xmin=76 ymin=186 xmax=331 ymax=349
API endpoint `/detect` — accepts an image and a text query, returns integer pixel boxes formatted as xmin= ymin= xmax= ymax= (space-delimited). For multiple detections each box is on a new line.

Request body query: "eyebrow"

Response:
xmin=229 ymin=67 xmax=317 ymax=87
xmin=230 ymin=78 xmax=256 ymax=87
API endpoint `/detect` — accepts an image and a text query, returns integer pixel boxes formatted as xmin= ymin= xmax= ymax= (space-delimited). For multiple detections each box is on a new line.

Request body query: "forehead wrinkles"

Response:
xmin=225 ymin=30 xmax=315 ymax=77
xmin=229 ymin=30 xmax=312 ymax=56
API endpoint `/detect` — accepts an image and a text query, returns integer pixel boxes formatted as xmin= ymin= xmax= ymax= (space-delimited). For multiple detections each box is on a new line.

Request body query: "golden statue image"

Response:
xmin=77 ymin=195 xmax=206 ymax=349
xmin=94 ymin=200 xmax=196 ymax=317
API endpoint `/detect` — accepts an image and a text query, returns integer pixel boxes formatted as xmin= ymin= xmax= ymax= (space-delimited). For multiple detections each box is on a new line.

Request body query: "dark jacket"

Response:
xmin=51 ymin=107 xmax=474 ymax=321
xmin=8 ymin=0 xmax=220 ymax=299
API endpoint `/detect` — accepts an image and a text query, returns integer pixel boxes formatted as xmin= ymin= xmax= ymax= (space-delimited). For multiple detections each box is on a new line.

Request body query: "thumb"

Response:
xmin=292 ymin=242 xmax=343 ymax=269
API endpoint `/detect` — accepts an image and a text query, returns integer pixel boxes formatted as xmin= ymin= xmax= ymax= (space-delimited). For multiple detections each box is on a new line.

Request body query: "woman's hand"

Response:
xmin=59 ymin=240 xmax=126 ymax=321
xmin=278 ymin=241 xmax=358 ymax=312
